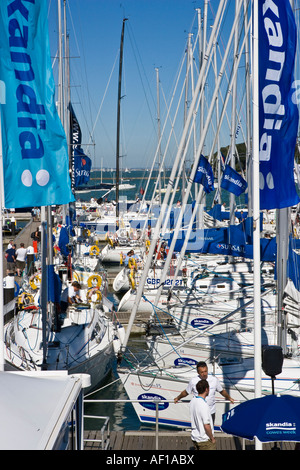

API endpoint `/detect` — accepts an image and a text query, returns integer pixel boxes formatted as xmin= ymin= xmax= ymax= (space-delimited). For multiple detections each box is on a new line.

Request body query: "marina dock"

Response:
xmin=83 ymin=430 xmax=297 ymax=451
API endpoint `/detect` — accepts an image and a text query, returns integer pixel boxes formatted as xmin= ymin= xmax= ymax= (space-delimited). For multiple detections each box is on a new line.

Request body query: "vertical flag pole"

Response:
xmin=253 ymin=0 xmax=262 ymax=450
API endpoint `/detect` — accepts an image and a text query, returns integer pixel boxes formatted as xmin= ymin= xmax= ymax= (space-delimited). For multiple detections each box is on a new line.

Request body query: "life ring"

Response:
xmin=87 ymin=288 xmax=102 ymax=303
xmin=18 ymin=292 xmax=35 ymax=308
xmin=73 ymin=271 xmax=81 ymax=283
xmin=29 ymin=274 xmax=41 ymax=290
xmin=128 ymin=257 xmax=137 ymax=270
xmin=105 ymin=233 xmax=114 ymax=247
xmin=119 ymin=229 xmax=127 ymax=238
xmin=87 ymin=274 xmax=102 ymax=288
xmin=82 ymin=228 xmax=91 ymax=238
xmin=89 ymin=245 xmax=100 ymax=256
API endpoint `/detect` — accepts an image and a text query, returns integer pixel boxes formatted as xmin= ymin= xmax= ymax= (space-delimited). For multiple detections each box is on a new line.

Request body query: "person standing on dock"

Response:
xmin=5 ymin=243 xmax=16 ymax=275
xmin=31 ymin=228 xmax=41 ymax=253
xmin=15 ymin=243 xmax=28 ymax=277
xmin=190 ymin=379 xmax=216 ymax=451
xmin=174 ymin=361 xmax=234 ymax=424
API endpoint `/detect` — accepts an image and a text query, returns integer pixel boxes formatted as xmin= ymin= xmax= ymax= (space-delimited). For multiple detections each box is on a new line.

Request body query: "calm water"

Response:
xmin=84 ymin=337 xmax=155 ymax=433
xmin=77 ymin=168 xmax=246 ymax=209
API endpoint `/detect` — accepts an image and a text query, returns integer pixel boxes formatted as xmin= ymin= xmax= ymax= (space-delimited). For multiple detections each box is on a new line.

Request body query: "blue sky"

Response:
xmin=47 ymin=0 xmax=236 ymax=169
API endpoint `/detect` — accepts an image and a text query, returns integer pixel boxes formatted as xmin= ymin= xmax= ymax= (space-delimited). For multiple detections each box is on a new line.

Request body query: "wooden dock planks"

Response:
xmin=84 ymin=430 xmax=298 ymax=451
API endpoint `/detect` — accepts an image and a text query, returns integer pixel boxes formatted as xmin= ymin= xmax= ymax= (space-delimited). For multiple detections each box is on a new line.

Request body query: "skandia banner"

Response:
xmin=259 ymin=0 xmax=300 ymax=209
xmin=193 ymin=155 xmax=214 ymax=193
xmin=0 ymin=0 xmax=74 ymax=208
xmin=220 ymin=164 xmax=248 ymax=196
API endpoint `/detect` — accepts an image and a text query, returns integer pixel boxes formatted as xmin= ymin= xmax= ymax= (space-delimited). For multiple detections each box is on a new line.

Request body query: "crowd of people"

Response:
xmin=5 ymin=225 xmax=41 ymax=277
xmin=5 ymin=240 xmax=33 ymax=277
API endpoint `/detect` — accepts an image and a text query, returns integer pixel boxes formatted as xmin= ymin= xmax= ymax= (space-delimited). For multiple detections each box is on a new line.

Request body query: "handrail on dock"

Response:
xmin=83 ymin=414 xmax=110 ymax=450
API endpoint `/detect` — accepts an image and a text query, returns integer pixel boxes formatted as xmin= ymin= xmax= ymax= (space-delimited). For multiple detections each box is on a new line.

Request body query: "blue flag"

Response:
xmin=58 ymin=226 xmax=70 ymax=257
xmin=220 ymin=164 xmax=248 ymax=196
xmin=193 ymin=155 xmax=214 ymax=193
xmin=69 ymin=103 xmax=91 ymax=189
xmin=0 ymin=1 xmax=74 ymax=208
xmin=258 ymin=0 xmax=299 ymax=209
xmin=74 ymin=147 xmax=92 ymax=187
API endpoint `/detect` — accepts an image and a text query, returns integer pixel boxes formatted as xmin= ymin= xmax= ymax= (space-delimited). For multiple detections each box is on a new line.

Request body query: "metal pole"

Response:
xmin=155 ymin=401 xmax=159 ymax=450
xmin=116 ymin=18 xmax=127 ymax=221
xmin=252 ymin=0 xmax=262 ymax=451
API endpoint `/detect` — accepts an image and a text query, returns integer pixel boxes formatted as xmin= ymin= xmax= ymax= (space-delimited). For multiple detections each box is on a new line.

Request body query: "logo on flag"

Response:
xmin=220 ymin=164 xmax=247 ymax=196
xmin=258 ymin=0 xmax=299 ymax=209
xmin=74 ymin=148 xmax=91 ymax=187
xmin=193 ymin=155 xmax=214 ymax=193
xmin=0 ymin=0 xmax=74 ymax=208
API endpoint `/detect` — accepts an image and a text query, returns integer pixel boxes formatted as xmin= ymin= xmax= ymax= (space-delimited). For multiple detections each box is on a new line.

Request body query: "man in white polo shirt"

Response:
xmin=190 ymin=379 xmax=216 ymax=450
xmin=174 ymin=361 xmax=234 ymax=424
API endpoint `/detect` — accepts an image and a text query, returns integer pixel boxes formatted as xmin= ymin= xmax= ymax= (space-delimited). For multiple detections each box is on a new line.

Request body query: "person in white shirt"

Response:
xmin=174 ymin=361 xmax=234 ymax=424
xmin=15 ymin=243 xmax=28 ymax=276
xmin=190 ymin=379 xmax=216 ymax=450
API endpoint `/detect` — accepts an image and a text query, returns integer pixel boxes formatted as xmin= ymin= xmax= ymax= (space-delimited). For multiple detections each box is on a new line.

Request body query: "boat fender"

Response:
xmin=128 ymin=257 xmax=137 ymax=270
xmin=129 ymin=270 xmax=135 ymax=290
xmin=113 ymin=337 xmax=121 ymax=354
xmin=120 ymin=252 xmax=123 ymax=265
xmin=14 ymin=282 xmax=20 ymax=297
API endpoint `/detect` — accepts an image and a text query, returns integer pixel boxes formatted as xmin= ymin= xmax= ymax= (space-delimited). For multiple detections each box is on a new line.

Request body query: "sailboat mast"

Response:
xmin=116 ymin=18 xmax=127 ymax=220
xmin=156 ymin=67 xmax=162 ymax=205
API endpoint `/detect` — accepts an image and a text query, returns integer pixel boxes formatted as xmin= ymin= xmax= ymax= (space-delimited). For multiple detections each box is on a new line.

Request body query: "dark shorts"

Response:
xmin=16 ymin=260 xmax=25 ymax=270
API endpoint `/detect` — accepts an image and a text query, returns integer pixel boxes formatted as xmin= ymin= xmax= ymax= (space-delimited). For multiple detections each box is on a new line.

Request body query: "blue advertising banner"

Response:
xmin=220 ymin=164 xmax=248 ymax=196
xmin=193 ymin=155 xmax=214 ymax=193
xmin=69 ymin=103 xmax=92 ymax=188
xmin=74 ymin=147 xmax=92 ymax=187
xmin=0 ymin=0 xmax=74 ymax=208
xmin=258 ymin=0 xmax=299 ymax=209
